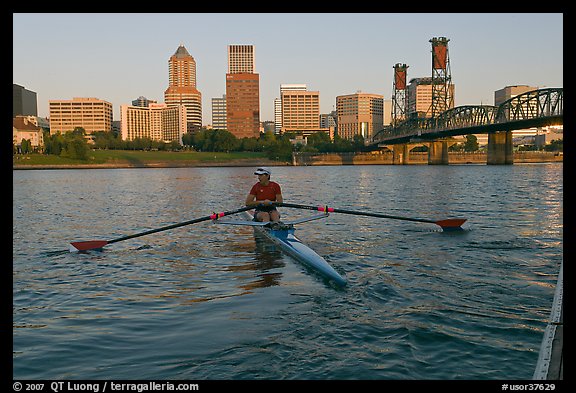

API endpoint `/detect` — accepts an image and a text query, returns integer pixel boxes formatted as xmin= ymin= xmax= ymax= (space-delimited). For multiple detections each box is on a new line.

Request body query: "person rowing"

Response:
xmin=245 ymin=167 xmax=283 ymax=222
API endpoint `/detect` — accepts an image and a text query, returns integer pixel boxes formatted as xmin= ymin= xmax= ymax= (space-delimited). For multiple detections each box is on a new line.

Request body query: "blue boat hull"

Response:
xmin=243 ymin=212 xmax=347 ymax=287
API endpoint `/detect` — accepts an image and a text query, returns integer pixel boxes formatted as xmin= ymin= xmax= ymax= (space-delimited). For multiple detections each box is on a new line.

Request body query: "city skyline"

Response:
xmin=13 ymin=13 xmax=563 ymax=124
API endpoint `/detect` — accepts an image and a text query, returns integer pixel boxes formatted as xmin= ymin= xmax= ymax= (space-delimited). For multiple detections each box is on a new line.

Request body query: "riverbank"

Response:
xmin=12 ymin=150 xmax=285 ymax=170
xmin=12 ymin=150 xmax=562 ymax=169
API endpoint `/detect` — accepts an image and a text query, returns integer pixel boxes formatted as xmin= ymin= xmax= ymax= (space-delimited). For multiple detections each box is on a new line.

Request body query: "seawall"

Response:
xmin=292 ymin=151 xmax=563 ymax=166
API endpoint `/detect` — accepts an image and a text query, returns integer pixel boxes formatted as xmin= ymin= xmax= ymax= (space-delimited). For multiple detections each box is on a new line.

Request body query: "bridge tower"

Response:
xmin=392 ymin=63 xmax=409 ymax=126
xmin=429 ymin=37 xmax=454 ymax=118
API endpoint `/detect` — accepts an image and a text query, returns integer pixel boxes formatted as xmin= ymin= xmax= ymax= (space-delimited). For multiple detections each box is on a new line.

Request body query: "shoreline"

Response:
xmin=12 ymin=158 xmax=286 ymax=170
xmin=12 ymin=151 xmax=562 ymax=170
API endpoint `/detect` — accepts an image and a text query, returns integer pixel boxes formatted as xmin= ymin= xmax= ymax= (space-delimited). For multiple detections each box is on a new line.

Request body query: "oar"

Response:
xmin=275 ymin=202 xmax=466 ymax=231
xmin=69 ymin=206 xmax=254 ymax=252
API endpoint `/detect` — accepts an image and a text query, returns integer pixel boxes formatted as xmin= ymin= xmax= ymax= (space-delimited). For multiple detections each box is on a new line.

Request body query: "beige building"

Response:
xmin=281 ymin=89 xmax=320 ymax=131
xmin=13 ymin=115 xmax=44 ymax=151
xmin=120 ymin=103 xmax=186 ymax=144
xmin=164 ymin=45 xmax=202 ymax=132
xmin=336 ymin=92 xmax=384 ymax=141
xmin=49 ymin=97 xmax=113 ymax=135
xmin=494 ymin=85 xmax=537 ymax=106
xmin=406 ymin=77 xmax=455 ymax=118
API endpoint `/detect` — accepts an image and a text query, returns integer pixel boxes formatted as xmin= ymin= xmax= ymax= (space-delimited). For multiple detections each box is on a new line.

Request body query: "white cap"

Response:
xmin=254 ymin=167 xmax=271 ymax=175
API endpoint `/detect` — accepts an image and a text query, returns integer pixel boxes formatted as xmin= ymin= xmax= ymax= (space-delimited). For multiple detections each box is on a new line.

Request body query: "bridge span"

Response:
xmin=370 ymin=87 xmax=563 ymax=164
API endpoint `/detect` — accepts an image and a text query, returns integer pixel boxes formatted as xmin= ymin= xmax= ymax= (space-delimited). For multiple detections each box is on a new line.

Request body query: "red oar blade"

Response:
xmin=70 ymin=240 xmax=109 ymax=252
xmin=435 ymin=219 xmax=467 ymax=231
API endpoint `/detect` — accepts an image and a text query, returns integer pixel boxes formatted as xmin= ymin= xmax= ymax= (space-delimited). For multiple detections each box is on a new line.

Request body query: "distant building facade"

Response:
xmin=49 ymin=97 xmax=113 ymax=135
xmin=491 ymin=84 xmax=554 ymax=147
xmin=494 ymin=85 xmax=537 ymax=106
xmin=276 ymin=84 xmax=307 ymax=135
xmin=226 ymin=45 xmax=260 ymax=139
xmin=407 ymin=77 xmax=455 ymax=118
xmin=13 ymin=84 xmax=38 ymax=117
xmin=281 ymin=89 xmax=320 ymax=132
xmin=13 ymin=115 xmax=44 ymax=151
xmin=211 ymin=95 xmax=227 ymax=130
xmin=120 ymin=103 xmax=186 ymax=144
xmin=164 ymin=45 xmax=202 ymax=132
xmin=336 ymin=92 xmax=384 ymax=141
xmin=132 ymin=96 xmax=157 ymax=107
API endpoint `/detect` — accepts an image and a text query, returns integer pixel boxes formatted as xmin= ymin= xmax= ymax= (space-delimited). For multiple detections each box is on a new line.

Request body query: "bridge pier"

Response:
xmin=428 ymin=140 xmax=449 ymax=165
xmin=487 ymin=130 xmax=514 ymax=165
xmin=393 ymin=144 xmax=409 ymax=164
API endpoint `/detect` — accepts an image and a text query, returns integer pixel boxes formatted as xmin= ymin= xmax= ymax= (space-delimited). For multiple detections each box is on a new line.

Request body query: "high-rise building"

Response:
xmin=336 ymin=92 xmax=384 ymax=141
xmin=274 ymin=98 xmax=282 ymax=134
xmin=211 ymin=95 xmax=227 ymax=130
xmin=227 ymin=45 xmax=255 ymax=74
xmin=226 ymin=45 xmax=260 ymax=139
xmin=164 ymin=45 xmax=202 ymax=132
xmin=49 ymin=97 xmax=113 ymax=135
xmin=13 ymin=84 xmax=38 ymax=117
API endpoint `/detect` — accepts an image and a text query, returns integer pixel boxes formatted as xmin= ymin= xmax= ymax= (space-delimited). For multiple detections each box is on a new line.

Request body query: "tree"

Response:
xmin=20 ymin=139 xmax=32 ymax=154
xmin=60 ymin=134 xmax=89 ymax=160
xmin=463 ymin=134 xmax=479 ymax=152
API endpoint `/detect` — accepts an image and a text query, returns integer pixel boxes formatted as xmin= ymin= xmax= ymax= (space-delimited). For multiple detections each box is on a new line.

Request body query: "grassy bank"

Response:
xmin=13 ymin=150 xmax=274 ymax=168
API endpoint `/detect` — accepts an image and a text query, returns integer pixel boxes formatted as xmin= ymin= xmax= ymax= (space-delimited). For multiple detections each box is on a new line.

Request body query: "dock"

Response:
xmin=533 ymin=260 xmax=563 ymax=380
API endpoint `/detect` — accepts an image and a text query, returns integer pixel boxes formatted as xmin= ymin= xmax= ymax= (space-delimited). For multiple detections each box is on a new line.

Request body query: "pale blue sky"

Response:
xmin=13 ymin=13 xmax=563 ymax=123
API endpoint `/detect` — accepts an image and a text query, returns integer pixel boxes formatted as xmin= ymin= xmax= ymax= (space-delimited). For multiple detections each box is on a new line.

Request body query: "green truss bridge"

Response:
xmin=370 ymin=87 xmax=563 ymax=164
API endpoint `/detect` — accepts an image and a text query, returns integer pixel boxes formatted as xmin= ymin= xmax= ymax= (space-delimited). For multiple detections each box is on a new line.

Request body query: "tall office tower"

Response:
xmin=164 ymin=45 xmax=202 ymax=132
xmin=13 ymin=84 xmax=38 ymax=117
xmin=211 ymin=95 xmax=227 ymax=130
xmin=49 ymin=97 xmax=113 ymax=135
xmin=336 ymin=92 xmax=384 ymax=141
xmin=274 ymin=98 xmax=282 ymax=134
xmin=227 ymin=45 xmax=255 ymax=73
xmin=226 ymin=45 xmax=260 ymax=138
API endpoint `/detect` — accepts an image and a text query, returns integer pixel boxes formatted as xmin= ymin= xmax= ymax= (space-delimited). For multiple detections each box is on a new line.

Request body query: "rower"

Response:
xmin=245 ymin=167 xmax=284 ymax=222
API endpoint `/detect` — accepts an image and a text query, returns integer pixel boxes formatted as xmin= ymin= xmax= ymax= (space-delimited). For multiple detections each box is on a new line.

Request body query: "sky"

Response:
xmin=13 ymin=13 xmax=563 ymax=124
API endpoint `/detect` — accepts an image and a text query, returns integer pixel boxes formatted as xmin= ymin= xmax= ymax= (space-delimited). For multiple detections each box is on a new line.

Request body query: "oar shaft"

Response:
xmin=108 ymin=206 xmax=253 ymax=244
xmin=276 ymin=202 xmax=452 ymax=226
xmin=71 ymin=206 xmax=254 ymax=251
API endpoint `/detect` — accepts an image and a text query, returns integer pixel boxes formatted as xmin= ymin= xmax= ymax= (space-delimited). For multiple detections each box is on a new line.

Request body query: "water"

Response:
xmin=12 ymin=164 xmax=563 ymax=380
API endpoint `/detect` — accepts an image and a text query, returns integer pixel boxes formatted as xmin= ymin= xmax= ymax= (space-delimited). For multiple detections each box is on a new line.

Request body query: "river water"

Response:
xmin=12 ymin=164 xmax=563 ymax=380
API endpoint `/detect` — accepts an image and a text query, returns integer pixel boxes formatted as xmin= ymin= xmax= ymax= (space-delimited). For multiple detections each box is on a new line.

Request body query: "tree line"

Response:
xmin=15 ymin=128 xmax=562 ymax=162
xmin=16 ymin=127 xmax=371 ymax=162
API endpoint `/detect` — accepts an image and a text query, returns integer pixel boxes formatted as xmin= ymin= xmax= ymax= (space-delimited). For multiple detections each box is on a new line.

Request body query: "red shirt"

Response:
xmin=250 ymin=181 xmax=282 ymax=201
